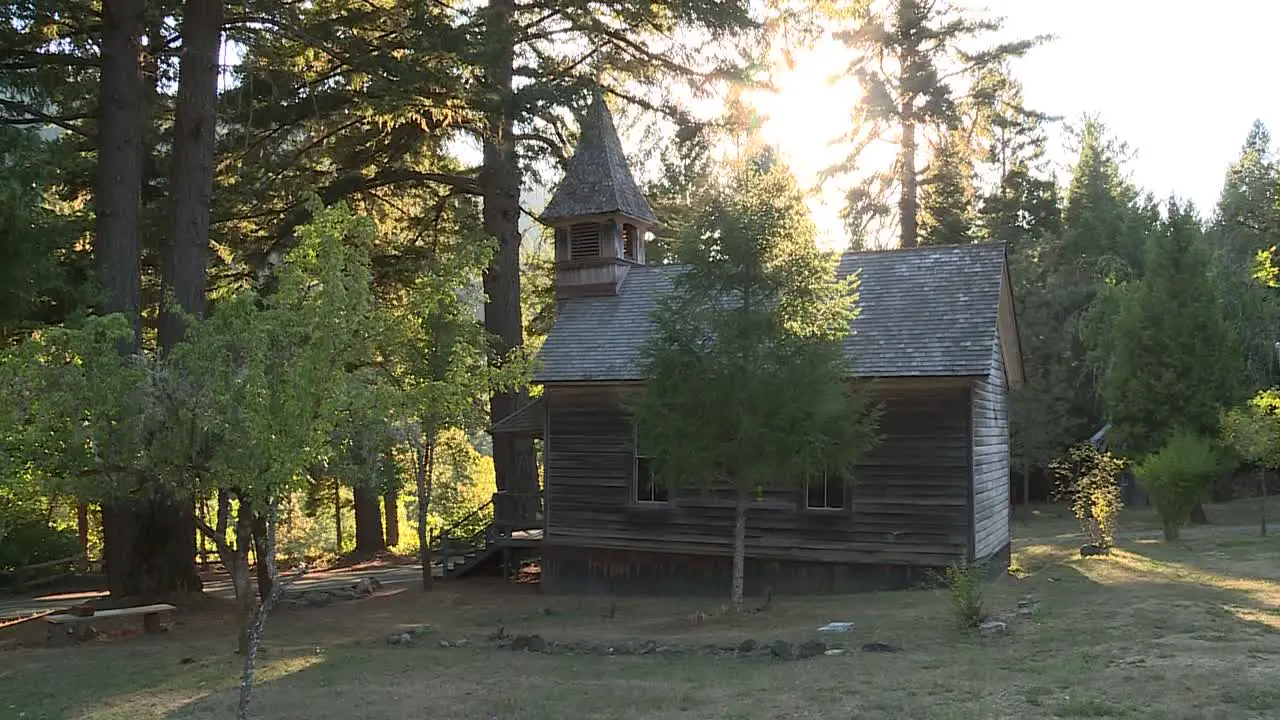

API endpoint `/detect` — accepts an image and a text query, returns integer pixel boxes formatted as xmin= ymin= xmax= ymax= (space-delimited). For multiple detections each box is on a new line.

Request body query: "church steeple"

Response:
xmin=540 ymin=89 xmax=655 ymax=298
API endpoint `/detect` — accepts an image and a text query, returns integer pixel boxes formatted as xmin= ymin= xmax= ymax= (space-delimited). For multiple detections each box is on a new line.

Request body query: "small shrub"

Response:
xmin=943 ymin=561 xmax=986 ymax=629
xmin=1050 ymin=443 xmax=1126 ymax=548
xmin=1134 ymin=432 xmax=1224 ymax=540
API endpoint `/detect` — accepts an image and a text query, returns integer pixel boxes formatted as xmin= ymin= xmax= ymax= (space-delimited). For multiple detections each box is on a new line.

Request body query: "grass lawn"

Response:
xmin=5 ymin=500 xmax=1280 ymax=719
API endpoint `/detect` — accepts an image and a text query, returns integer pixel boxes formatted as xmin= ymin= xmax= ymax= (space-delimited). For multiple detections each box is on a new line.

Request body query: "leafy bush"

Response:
xmin=0 ymin=519 xmax=80 ymax=574
xmin=1050 ymin=442 xmax=1127 ymax=548
xmin=1134 ymin=433 xmax=1224 ymax=540
xmin=943 ymin=561 xmax=986 ymax=629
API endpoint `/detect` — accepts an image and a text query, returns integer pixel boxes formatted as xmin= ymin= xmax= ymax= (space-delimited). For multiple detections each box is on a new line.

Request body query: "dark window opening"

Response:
xmin=635 ymin=455 xmax=668 ymax=503
xmin=569 ymin=223 xmax=601 ymax=258
xmin=806 ymin=473 xmax=846 ymax=511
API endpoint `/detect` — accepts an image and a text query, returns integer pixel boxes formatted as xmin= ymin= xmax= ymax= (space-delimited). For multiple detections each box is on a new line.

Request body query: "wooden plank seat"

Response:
xmin=45 ymin=603 xmax=177 ymax=644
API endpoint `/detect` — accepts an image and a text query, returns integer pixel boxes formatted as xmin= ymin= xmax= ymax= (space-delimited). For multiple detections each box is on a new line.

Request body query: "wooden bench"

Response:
xmin=45 ymin=603 xmax=177 ymax=644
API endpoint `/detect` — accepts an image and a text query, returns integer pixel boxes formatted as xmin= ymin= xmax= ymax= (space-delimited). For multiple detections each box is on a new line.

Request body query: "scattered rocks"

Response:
xmin=770 ymin=640 xmax=796 ymax=660
xmin=796 ymin=640 xmax=827 ymax=659
xmin=395 ymin=627 xmax=853 ymax=662
xmin=510 ymin=633 xmax=547 ymax=652
xmin=860 ymin=642 xmax=901 ymax=653
xmin=978 ymin=620 xmax=1008 ymax=638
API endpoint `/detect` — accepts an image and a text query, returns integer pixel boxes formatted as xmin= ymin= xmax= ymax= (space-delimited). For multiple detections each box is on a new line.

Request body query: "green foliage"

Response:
xmin=408 ymin=428 xmax=496 ymax=537
xmin=0 ymin=126 xmax=88 ymax=339
xmin=150 ymin=202 xmax=376 ymax=508
xmin=1134 ymin=433 xmax=1226 ymax=540
xmin=919 ymin=130 xmax=978 ymax=246
xmin=0 ymin=313 xmax=148 ymax=505
xmin=0 ymin=519 xmax=79 ymax=573
xmin=1210 ymin=123 xmax=1280 ymax=391
xmin=1223 ymin=389 xmax=1280 ymax=469
xmin=1 ymin=202 xmax=376 ymax=557
xmin=631 ymin=153 xmax=880 ymax=500
xmin=943 ymin=561 xmax=986 ymax=629
xmin=1049 ymin=443 xmax=1126 ymax=548
xmin=1102 ymin=201 xmax=1240 ymax=455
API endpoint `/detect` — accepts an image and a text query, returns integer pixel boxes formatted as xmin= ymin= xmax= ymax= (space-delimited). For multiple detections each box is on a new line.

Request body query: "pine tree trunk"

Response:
xmin=481 ymin=0 xmax=539 ymax=531
xmin=352 ymin=485 xmax=386 ymax=555
xmin=95 ymin=0 xmax=144 ymax=350
xmin=731 ymin=488 xmax=748 ymax=613
xmin=96 ymin=0 xmax=146 ymax=599
xmin=1190 ymin=500 xmax=1208 ymax=524
xmin=96 ymin=0 xmax=205 ymax=600
xmin=899 ymin=118 xmax=918 ymax=248
xmin=383 ymin=488 xmax=400 ymax=548
xmin=158 ymin=0 xmax=222 ymax=350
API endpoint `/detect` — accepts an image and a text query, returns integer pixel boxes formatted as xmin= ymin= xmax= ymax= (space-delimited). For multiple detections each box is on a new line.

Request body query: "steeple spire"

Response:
xmin=540 ymin=90 xmax=657 ymax=225
xmin=540 ymin=88 xmax=657 ymax=299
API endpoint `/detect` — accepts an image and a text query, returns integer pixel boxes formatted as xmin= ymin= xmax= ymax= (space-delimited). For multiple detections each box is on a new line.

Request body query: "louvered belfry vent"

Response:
xmin=569 ymin=223 xmax=601 ymax=259
xmin=541 ymin=88 xmax=654 ymax=298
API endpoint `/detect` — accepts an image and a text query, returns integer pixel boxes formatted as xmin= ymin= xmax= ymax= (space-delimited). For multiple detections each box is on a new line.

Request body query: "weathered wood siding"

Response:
xmin=971 ymin=340 xmax=1011 ymax=560
xmin=542 ymin=381 xmax=974 ymax=593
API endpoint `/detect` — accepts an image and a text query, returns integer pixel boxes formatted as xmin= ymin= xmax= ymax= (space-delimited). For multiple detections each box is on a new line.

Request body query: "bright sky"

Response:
xmin=749 ymin=0 xmax=1280 ymax=250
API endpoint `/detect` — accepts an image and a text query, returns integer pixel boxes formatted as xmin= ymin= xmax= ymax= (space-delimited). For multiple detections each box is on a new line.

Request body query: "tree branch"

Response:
xmin=0 ymin=101 xmax=94 ymax=138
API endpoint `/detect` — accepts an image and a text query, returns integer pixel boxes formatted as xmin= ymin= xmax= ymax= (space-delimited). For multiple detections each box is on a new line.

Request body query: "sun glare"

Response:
xmin=745 ymin=34 xmax=899 ymax=251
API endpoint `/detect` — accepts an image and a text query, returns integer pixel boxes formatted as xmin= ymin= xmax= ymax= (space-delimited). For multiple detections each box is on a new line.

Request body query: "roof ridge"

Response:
xmin=841 ymin=241 xmax=1007 ymax=259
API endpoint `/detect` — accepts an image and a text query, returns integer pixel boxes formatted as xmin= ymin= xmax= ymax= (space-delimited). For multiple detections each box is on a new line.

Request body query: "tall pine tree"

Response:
xmin=833 ymin=0 xmax=1044 ymax=247
xmin=1207 ymin=122 xmax=1280 ymax=391
xmin=1103 ymin=200 xmax=1240 ymax=455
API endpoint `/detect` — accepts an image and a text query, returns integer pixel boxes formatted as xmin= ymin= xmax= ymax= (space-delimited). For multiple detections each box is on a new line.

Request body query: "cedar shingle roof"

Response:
xmin=539 ymin=91 xmax=658 ymax=225
xmin=531 ymin=242 xmax=1010 ymax=383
